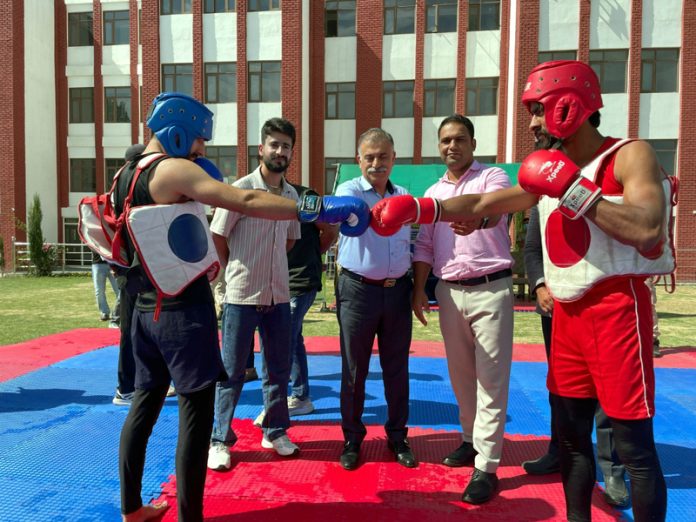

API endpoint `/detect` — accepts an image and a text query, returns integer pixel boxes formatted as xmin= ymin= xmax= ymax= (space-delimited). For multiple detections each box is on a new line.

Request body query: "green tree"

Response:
xmin=27 ymin=194 xmax=55 ymax=276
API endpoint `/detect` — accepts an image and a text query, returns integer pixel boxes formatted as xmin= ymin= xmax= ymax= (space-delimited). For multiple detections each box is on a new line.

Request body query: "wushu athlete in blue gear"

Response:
xmin=117 ymin=92 xmax=373 ymax=522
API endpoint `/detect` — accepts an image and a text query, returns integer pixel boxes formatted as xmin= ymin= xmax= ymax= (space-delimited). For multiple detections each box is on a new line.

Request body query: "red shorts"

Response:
xmin=548 ymin=277 xmax=655 ymax=420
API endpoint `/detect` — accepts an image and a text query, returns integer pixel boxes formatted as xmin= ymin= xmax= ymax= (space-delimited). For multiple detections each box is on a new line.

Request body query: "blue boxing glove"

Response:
xmin=194 ymin=157 xmax=225 ymax=182
xmin=297 ymin=192 xmax=370 ymax=237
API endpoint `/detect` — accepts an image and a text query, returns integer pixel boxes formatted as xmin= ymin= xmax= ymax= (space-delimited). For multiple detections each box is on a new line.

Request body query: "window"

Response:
xmin=105 ymin=158 xmax=123 ymax=187
xmin=68 ymin=12 xmax=93 ymax=46
xmin=248 ymin=61 xmax=281 ymax=102
xmin=104 ymin=87 xmax=131 ymax=123
xmin=248 ymin=0 xmax=280 ymax=11
xmin=646 ymin=139 xmax=677 ymax=175
xmin=325 ymin=157 xmax=355 ymax=192
xmin=70 ymin=158 xmax=96 ymax=192
xmin=205 ymin=62 xmax=237 ymax=103
xmin=205 ymin=0 xmax=235 ymax=12
xmin=466 ymin=77 xmax=498 ymax=115
xmin=248 ymin=145 xmax=260 ymax=171
xmin=426 ymin=0 xmax=457 ymax=33
xmin=325 ymin=1 xmax=356 ymax=37
xmin=424 ymin=79 xmax=455 ymax=117
xmin=103 ymin=10 xmax=129 ymax=45
xmin=538 ymin=50 xmax=577 ymax=63
xmin=69 ymin=88 xmax=94 ymax=123
xmin=63 ymin=217 xmax=92 ymax=266
xmin=161 ymin=0 xmax=192 ymax=15
xmin=476 ymin=155 xmax=497 ymax=164
xmin=326 ymin=83 xmax=355 ymax=119
xmin=206 ymin=146 xmax=238 ymax=182
xmin=383 ymin=81 xmax=414 ymax=118
xmin=641 ymin=49 xmax=679 ymax=93
xmin=384 ymin=0 xmax=415 ymax=35
xmin=162 ymin=64 xmax=193 ymax=96
xmin=589 ymin=49 xmax=628 ymax=94
xmin=469 ymin=0 xmax=500 ymax=31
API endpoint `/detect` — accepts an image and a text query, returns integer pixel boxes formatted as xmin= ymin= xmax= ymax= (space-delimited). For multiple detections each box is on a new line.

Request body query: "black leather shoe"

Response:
xmin=603 ymin=476 xmax=630 ymax=508
xmin=442 ymin=441 xmax=476 ymax=467
xmin=340 ymin=442 xmax=360 ymax=471
xmin=462 ymin=468 xmax=498 ymax=505
xmin=521 ymin=452 xmax=560 ymax=475
xmin=387 ymin=439 xmax=417 ymax=468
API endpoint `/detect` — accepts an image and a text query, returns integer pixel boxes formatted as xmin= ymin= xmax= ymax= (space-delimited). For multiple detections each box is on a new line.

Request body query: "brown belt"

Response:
xmin=444 ymin=268 xmax=512 ymax=287
xmin=340 ymin=268 xmax=407 ymax=288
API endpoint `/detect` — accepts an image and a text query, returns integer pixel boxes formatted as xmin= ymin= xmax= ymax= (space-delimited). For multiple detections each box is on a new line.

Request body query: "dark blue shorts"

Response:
xmin=131 ymin=301 xmax=226 ymax=393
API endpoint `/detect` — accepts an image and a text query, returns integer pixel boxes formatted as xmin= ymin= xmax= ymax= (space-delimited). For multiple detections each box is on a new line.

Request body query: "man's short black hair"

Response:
xmin=261 ymin=117 xmax=296 ymax=147
xmin=438 ymin=114 xmax=475 ymax=140
xmin=124 ymin=143 xmax=145 ymax=161
xmin=588 ymin=111 xmax=601 ymax=128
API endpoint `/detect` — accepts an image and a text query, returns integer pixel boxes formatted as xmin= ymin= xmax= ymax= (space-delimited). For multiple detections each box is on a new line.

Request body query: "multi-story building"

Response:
xmin=1 ymin=0 xmax=694 ymax=280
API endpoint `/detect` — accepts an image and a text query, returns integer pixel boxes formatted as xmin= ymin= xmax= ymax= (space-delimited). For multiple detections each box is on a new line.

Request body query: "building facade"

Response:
xmin=1 ymin=0 xmax=694 ymax=280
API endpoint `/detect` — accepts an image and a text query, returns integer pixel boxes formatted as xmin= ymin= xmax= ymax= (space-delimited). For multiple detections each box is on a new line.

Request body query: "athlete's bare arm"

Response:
xmin=584 ymin=140 xmax=666 ymax=253
xmin=149 ymin=158 xmax=298 ymax=220
xmin=439 ymin=185 xmax=538 ymax=222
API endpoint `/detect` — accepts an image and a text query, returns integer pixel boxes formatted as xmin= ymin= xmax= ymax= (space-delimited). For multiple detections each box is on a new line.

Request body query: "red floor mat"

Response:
xmin=155 ymin=420 xmax=622 ymax=522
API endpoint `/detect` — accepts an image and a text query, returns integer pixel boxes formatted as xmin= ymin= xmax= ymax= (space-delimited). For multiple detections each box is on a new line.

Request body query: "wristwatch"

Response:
xmin=478 ymin=216 xmax=489 ymax=230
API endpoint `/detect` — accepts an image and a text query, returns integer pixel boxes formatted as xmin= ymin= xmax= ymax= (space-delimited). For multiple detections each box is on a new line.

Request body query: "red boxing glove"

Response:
xmin=519 ymin=149 xmax=602 ymax=220
xmin=370 ymin=195 xmax=441 ymax=236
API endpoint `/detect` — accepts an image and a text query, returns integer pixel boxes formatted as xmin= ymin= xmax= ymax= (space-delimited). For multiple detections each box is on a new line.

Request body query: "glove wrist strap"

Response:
xmin=558 ymin=177 xmax=602 ymax=220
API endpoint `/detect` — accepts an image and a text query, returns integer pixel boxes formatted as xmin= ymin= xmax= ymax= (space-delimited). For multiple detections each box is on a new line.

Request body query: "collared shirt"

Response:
xmin=210 ymin=167 xmax=301 ymax=305
xmin=413 ymin=160 xmax=513 ymax=280
xmin=335 ymin=175 xmax=412 ymax=280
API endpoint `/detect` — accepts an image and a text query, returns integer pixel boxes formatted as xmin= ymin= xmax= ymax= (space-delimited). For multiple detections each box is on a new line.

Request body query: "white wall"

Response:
xmin=642 ymin=0 xmax=682 ymax=48
xmin=325 ymin=37 xmax=357 ymax=82
xmin=208 ymin=103 xmax=238 ymax=146
xmin=639 ymin=93 xmax=680 ymax=139
xmin=203 ymin=14 xmax=237 ymax=63
xmin=598 ymin=93 xmax=629 ymax=137
xmin=381 ymin=118 xmax=414 ymax=158
xmin=160 ymin=14 xmax=193 ymax=62
xmin=424 ymin=33 xmax=456 ymax=79
xmin=466 ymin=31 xmax=500 ymax=78
xmin=324 ymin=120 xmax=356 ymax=158
xmin=421 ymin=117 xmax=442 ymax=158
xmin=539 ymin=0 xmax=579 ymax=51
xmin=383 ymin=34 xmax=415 ymax=80
xmin=590 ymin=0 xmax=630 ymax=49
xmin=247 ymin=102 xmax=282 ymax=147
xmin=246 ymin=11 xmax=282 ymax=61
xmin=25 ymin=0 xmax=58 ymax=240
xmin=469 ymin=116 xmax=498 ymax=157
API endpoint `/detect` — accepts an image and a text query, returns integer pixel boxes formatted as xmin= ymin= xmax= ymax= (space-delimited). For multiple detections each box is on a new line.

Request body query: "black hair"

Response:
xmin=261 ymin=117 xmax=296 ymax=147
xmin=438 ymin=114 xmax=475 ymax=140
xmin=124 ymin=143 xmax=146 ymax=161
xmin=588 ymin=111 xmax=601 ymax=128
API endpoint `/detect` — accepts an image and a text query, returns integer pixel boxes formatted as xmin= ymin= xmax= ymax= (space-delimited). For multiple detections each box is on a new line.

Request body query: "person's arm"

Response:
xmin=523 ymin=206 xmax=553 ymax=314
xmin=317 ymin=222 xmax=339 ymax=254
xmin=584 ymin=140 xmax=665 ymax=253
xmin=286 ymin=239 xmax=296 ymax=252
xmin=440 ymin=185 xmax=538 ymax=222
xmin=150 ymin=158 xmax=299 ymax=220
xmin=212 ymin=233 xmax=229 ymax=267
xmin=412 ymin=261 xmax=433 ymax=326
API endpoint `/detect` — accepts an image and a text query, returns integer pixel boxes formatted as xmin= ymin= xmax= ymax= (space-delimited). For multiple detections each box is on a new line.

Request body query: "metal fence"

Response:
xmin=11 ymin=241 xmax=92 ymax=274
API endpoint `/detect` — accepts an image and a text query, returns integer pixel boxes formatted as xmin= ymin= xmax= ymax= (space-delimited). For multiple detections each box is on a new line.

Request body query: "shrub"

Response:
xmin=27 ymin=194 xmax=54 ymax=276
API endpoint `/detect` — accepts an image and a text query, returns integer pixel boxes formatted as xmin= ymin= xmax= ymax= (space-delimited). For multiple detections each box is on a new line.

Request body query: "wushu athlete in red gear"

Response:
xmin=371 ymin=60 xmax=674 ymax=522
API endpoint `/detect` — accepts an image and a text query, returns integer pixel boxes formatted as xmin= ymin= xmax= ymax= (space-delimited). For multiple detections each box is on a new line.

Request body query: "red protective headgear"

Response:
xmin=522 ymin=60 xmax=603 ymax=139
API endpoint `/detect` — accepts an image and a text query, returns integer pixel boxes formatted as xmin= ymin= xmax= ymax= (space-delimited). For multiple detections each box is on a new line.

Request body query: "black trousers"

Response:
xmin=552 ymin=394 xmax=667 ymax=522
xmin=120 ymin=384 xmax=216 ymax=522
xmin=116 ymin=275 xmax=136 ymax=394
xmin=336 ymin=273 xmax=412 ymax=444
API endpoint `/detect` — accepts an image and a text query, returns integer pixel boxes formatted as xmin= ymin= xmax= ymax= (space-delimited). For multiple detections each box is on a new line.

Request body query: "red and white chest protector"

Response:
xmin=538 ymin=139 xmax=676 ymax=302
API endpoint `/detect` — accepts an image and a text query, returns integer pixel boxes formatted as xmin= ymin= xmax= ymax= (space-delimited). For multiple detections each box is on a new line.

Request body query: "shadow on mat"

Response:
xmin=0 ymin=387 xmax=110 ymax=412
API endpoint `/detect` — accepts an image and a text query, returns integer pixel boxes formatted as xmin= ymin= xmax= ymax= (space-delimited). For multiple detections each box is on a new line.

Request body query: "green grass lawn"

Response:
xmin=1 ymin=274 xmax=694 ymax=348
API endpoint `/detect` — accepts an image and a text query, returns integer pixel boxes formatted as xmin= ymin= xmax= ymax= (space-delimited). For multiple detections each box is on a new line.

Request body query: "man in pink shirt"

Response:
xmin=412 ymin=114 xmax=514 ymax=504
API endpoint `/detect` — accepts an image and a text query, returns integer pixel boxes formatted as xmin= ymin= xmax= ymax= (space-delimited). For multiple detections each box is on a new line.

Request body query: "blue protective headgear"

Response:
xmin=146 ymin=92 xmax=213 ymax=157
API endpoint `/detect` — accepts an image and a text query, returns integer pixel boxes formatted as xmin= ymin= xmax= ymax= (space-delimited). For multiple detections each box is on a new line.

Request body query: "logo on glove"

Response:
xmin=539 ymin=160 xmax=566 ymax=183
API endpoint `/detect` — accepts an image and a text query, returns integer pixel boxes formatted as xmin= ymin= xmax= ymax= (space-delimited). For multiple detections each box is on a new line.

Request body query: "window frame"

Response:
xmin=161 ymin=0 xmax=192 ymax=15
xmin=162 ymin=63 xmax=194 ymax=96
xmin=70 ymin=158 xmax=97 ymax=193
xmin=248 ymin=0 xmax=281 ymax=12
xmin=325 ymin=82 xmax=356 ymax=120
xmin=384 ymin=0 xmax=415 ymax=35
xmin=103 ymin=10 xmax=129 ymax=46
xmin=466 ymin=77 xmax=499 ymax=116
xmin=104 ymin=86 xmax=131 ymax=123
xmin=325 ymin=0 xmax=356 ymax=37
xmin=538 ymin=50 xmax=577 ymax=63
xmin=589 ymin=49 xmax=629 ymax=94
xmin=425 ymin=0 xmax=457 ymax=34
xmin=248 ymin=61 xmax=281 ymax=103
xmin=423 ymin=78 xmax=455 ymax=117
xmin=641 ymin=48 xmax=679 ymax=93
xmin=204 ymin=0 xmax=236 ymax=13
xmin=468 ymin=0 xmax=501 ymax=32
xmin=69 ymin=87 xmax=94 ymax=124
xmin=383 ymin=80 xmax=415 ymax=118
xmin=206 ymin=145 xmax=238 ymax=182
xmin=68 ymin=12 xmax=94 ymax=47
xmin=104 ymin=158 xmax=123 ymax=188
xmin=205 ymin=62 xmax=237 ymax=103
xmin=646 ymin=139 xmax=678 ymax=175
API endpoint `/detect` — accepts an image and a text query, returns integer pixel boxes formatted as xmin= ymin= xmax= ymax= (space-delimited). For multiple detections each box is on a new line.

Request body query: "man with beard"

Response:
xmin=207 ymin=118 xmax=303 ymax=469
xmin=410 ymin=114 xmax=514 ymax=504
xmin=369 ymin=60 xmax=672 ymax=521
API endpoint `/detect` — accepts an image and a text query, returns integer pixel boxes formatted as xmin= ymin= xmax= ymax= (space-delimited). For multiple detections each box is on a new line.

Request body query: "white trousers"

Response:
xmin=435 ymin=276 xmax=514 ymax=473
